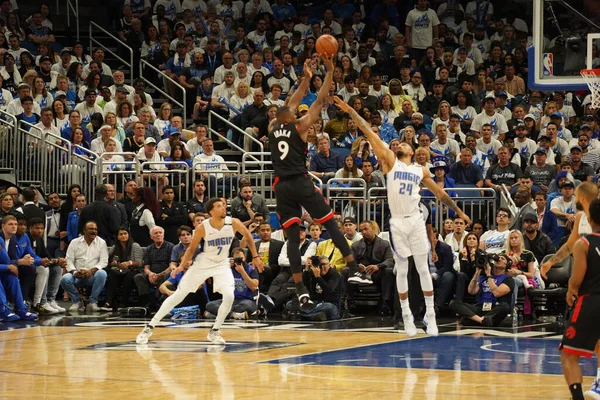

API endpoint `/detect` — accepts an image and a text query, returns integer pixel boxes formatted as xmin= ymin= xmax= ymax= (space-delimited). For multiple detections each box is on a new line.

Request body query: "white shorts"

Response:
xmin=178 ymin=259 xmax=234 ymax=295
xmin=389 ymin=215 xmax=430 ymax=258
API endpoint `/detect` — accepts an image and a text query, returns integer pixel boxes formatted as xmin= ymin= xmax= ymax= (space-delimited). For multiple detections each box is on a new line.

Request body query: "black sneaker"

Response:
xmin=348 ymin=272 xmax=372 ymax=284
xmin=257 ymin=293 xmax=275 ymax=311
xmin=314 ymin=312 xmax=327 ymax=322
xmin=298 ymin=293 xmax=313 ymax=310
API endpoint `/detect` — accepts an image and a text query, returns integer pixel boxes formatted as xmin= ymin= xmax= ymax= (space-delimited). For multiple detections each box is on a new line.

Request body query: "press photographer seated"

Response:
xmin=449 ymin=252 xmax=514 ymax=327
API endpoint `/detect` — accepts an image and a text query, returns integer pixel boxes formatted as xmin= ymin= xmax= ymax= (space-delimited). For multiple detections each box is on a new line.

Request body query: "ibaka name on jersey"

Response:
xmin=207 ymin=237 xmax=233 ymax=247
xmin=273 ymin=128 xmax=292 ymax=138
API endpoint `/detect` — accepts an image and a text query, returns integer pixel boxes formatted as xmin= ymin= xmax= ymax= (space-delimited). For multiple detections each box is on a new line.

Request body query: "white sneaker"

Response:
xmin=49 ymin=301 xmax=66 ymax=313
xmin=348 ymin=272 xmax=372 ymax=285
xmin=40 ymin=303 xmax=59 ymax=315
xmin=86 ymin=303 xmax=100 ymax=313
xmin=68 ymin=301 xmax=84 ymax=313
xmin=232 ymin=311 xmax=248 ymax=320
xmin=423 ymin=312 xmax=439 ymax=336
xmin=401 ymin=313 xmax=418 ymax=337
xmin=136 ymin=326 xmax=153 ymax=344
xmin=585 ymin=379 xmax=600 ymax=400
xmin=207 ymin=329 xmax=226 ymax=345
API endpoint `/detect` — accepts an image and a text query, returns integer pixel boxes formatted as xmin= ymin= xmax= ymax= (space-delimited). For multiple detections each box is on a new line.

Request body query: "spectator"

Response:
xmin=157 ymin=185 xmax=188 ymax=245
xmin=123 ymin=121 xmax=146 ymax=156
xmin=78 ymin=184 xmax=120 ymax=246
xmin=0 ymin=216 xmax=38 ymax=321
xmin=104 ymin=183 xmax=127 ymax=228
xmin=449 ymin=252 xmax=513 ymax=327
xmin=253 ymin=221 xmax=284 ymax=293
xmin=345 ymin=220 xmax=395 ymax=314
xmin=533 ymin=190 xmax=559 ymax=245
xmin=186 ymin=179 xmax=207 ymax=222
xmin=430 ymin=227 xmax=457 ymax=310
xmin=342 ymin=217 xmax=362 ymax=244
xmin=484 ymin=146 xmax=523 ymax=193
xmin=67 ymin=194 xmax=86 ymax=242
xmin=44 ymin=191 xmax=62 ymax=258
xmin=405 ymin=0 xmax=440 ymax=61
xmin=230 ymin=182 xmax=270 ymax=228
xmin=130 ymin=186 xmax=159 ymax=247
xmin=550 ymin=180 xmax=577 ymax=240
xmin=61 ymin=221 xmax=109 ymax=313
xmin=475 ymin=124 xmax=502 ymax=164
xmin=205 ymin=247 xmax=259 ymax=320
xmin=445 ymin=215 xmax=468 ymax=252
xmin=471 ymin=96 xmax=509 ymax=140
xmin=192 ymin=138 xmax=237 ymax=198
xmin=15 ymin=187 xmax=46 ymax=222
xmin=134 ymin=226 xmax=175 ymax=310
xmin=524 ymin=148 xmax=556 ymax=192
xmin=169 ymin=226 xmax=202 ymax=270
xmin=119 ymin=179 xmax=137 ymax=220
xmin=105 ymin=228 xmax=144 ymax=309
xmin=270 ymin=225 xmax=316 ymax=310
xmin=431 ymin=125 xmax=461 ymax=163
xmin=125 ymin=109 xmax=160 ymax=143
xmin=309 ymin=135 xmax=344 ymax=184
xmin=569 ymin=130 xmax=600 ymax=172
xmin=568 ymin=145 xmax=594 ymax=183
xmin=293 ymin=255 xmax=340 ymax=321
xmin=522 ymin=212 xmax=556 ymax=265
xmin=479 ymin=208 xmax=512 ymax=254
xmin=137 ymin=137 xmax=168 ymax=195
xmin=510 ymin=188 xmax=536 ymax=231
xmin=185 ymin=125 xmax=208 ymax=158
xmin=448 ymin=148 xmax=484 ymax=187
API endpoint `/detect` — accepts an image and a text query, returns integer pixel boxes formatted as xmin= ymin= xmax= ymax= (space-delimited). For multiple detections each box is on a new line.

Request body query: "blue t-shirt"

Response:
xmin=478 ymin=274 xmax=510 ymax=304
xmin=233 ymin=263 xmax=258 ymax=301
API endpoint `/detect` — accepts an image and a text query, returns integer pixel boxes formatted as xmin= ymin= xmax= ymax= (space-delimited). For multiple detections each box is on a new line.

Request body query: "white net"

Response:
xmin=581 ymin=69 xmax=600 ymax=110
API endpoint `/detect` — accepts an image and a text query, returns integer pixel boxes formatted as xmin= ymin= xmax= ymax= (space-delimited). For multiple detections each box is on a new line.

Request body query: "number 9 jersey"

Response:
xmin=386 ymin=160 xmax=423 ymax=217
xmin=269 ymin=122 xmax=309 ymax=178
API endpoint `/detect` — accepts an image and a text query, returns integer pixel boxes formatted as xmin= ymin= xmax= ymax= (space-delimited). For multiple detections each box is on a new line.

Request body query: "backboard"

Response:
xmin=530 ymin=0 xmax=600 ymax=91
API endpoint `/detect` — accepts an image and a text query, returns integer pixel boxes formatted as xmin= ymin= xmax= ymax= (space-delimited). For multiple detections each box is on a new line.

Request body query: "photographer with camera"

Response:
xmin=288 ymin=255 xmax=340 ymax=321
xmin=449 ymin=252 xmax=514 ymax=327
xmin=204 ymin=247 xmax=259 ymax=320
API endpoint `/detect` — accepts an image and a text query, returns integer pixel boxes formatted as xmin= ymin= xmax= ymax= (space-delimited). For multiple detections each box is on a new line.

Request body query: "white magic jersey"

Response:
xmin=201 ymin=216 xmax=234 ymax=265
xmin=386 ymin=160 xmax=423 ymax=217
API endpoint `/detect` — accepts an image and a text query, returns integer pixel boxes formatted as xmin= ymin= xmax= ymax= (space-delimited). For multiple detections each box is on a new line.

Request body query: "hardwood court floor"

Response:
xmin=0 ymin=318 xmax=593 ymax=399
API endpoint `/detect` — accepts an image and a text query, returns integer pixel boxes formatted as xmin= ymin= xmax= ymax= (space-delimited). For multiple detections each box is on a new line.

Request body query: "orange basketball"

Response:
xmin=316 ymin=34 xmax=339 ymax=56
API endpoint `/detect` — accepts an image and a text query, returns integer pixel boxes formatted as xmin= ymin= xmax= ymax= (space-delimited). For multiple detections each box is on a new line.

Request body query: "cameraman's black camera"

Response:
xmin=233 ymin=257 xmax=244 ymax=266
xmin=474 ymin=250 xmax=499 ymax=269
xmin=310 ymin=255 xmax=321 ymax=266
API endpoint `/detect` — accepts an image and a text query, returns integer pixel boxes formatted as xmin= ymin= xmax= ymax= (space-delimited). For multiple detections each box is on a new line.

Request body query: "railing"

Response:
xmin=367 ymin=187 xmax=388 ymax=232
xmin=208 ymin=110 xmax=263 ymax=163
xmin=192 ymin=160 xmax=240 ymax=200
xmin=326 ymin=178 xmax=368 ymax=223
xmin=66 ymin=0 xmax=80 ymax=41
xmin=69 ymin=145 xmax=100 ymax=200
xmin=501 ymin=184 xmax=517 ymax=218
xmin=89 ymin=22 xmax=134 ymax=84
xmin=140 ymin=59 xmax=185 ymax=119
xmin=97 ymin=152 xmax=140 ymax=199
xmin=0 ymin=110 xmax=17 ymax=171
xmin=139 ymin=161 xmax=191 ymax=202
xmin=241 ymin=152 xmax=274 ymax=204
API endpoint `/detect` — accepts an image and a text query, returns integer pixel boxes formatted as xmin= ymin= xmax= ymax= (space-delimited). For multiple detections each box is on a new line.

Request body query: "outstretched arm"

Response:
xmin=421 ymin=168 xmax=472 ymax=226
xmin=333 ymin=97 xmax=395 ymax=174
xmin=285 ymin=59 xmax=313 ymax=112
xmin=297 ymin=54 xmax=334 ymax=137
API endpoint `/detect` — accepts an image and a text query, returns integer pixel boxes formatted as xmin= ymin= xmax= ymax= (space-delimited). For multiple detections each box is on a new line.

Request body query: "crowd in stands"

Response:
xmin=0 ymin=0 xmax=598 ymax=324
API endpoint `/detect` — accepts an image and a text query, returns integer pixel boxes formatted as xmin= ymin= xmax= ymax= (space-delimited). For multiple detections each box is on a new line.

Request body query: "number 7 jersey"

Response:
xmin=386 ymin=160 xmax=423 ymax=217
xmin=269 ymin=122 xmax=309 ymax=178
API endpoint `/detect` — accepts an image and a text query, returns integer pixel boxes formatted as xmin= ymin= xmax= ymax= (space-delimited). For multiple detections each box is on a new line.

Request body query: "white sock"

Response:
xmin=596 ymin=367 xmax=600 ymax=381
xmin=424 ymin=295 xmax=435 ymax=316
xmin=400 ymin=298 xmax=411 ymax=316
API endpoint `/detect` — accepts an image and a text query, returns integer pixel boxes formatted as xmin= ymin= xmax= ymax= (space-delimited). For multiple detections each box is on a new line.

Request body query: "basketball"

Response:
xmin=316 ymin=34 xmax=338 ymax=56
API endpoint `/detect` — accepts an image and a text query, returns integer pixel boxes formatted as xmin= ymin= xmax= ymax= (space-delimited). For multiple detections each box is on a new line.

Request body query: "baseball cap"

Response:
xmin=515 ymin=119 xmax=526 ymax=128
xmin=283 ymin=16 xmax=293 ymax=23
xmin=61 ymin=47 xmax=72 ymax=55
xmin=496 ymin=91 xmax=508 ymax=98
xmin=561 ymin=180 xmax=575 ymax=188
xmin=570 ymin=145 xmax=583 ymax=153
xmin=343 ymin=217 xmax=356 ymax=225
xmin=144 ymin=137 xmax=156 ymax=145
xmin=100 ymin=124 xmax=111 ymax=131
xmin=168 ymin=127 xmax=181 ymax=136
xmin=84 ymin=89 xmax=96 ymax=97
xmin=297 ymin=104 xmax=309 ymax=112
xmin=484 ymin=95 xmax=495 ymax=102
xmin=522 ymin=212 xmax=538 ymax=222
xmin=524 ymin=114 xmax=536 ymax=120
xmin=581 ymin=124 xmax=593 ymax=130
xmin=538 ymin=133 xmax=551 ymax=142
xmin=475 ymin=24 xmax=486 ymax=30
xmin=54 ymin=90 xmax=66 ymax=98
xmin=116 ymin=87 xmax=129 ymax=94
xmin=224 ymin=70 xmax=235 ymax=77
xmin=583 ymin=114 xmax=596 ymax=121
xmin=39 ymin=56 xmax=51 ymax=64
xmin=549 ymin=112 xmax=562 ymax=119
xmin=534 ymin=147 xmax=547 ymax=155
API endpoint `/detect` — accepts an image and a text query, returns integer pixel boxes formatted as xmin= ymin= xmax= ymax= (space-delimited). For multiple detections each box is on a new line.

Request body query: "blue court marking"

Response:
xmin=262 ymin=336 xmax=597 ymax=376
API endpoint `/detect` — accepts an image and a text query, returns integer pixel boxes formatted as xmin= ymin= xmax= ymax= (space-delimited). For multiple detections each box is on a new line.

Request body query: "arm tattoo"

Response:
xmin=548 ymin=243 xmax=571 ymax=265
xmin=440 ymin=193 xmax=461 ymax=214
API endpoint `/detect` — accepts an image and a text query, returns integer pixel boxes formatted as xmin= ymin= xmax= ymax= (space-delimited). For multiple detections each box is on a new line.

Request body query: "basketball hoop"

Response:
xmin=581 ymin=69 xmax=600 ymax=109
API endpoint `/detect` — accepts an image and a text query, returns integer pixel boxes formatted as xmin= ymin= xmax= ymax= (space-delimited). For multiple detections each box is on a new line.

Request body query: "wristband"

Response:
xmin=253 ymin=255 xmax=260 ymax=259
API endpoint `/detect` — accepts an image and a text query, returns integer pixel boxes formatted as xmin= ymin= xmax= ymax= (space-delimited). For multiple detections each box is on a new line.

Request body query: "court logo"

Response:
xmin=543 ymin=53 xmax=554 ymax=76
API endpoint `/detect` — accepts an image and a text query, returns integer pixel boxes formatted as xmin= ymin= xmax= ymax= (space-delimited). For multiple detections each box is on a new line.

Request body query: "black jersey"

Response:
xmin=579 ymin=233 xmax=600 ymax=295
xmin=269 ymin=122 xmax=308 ymax=178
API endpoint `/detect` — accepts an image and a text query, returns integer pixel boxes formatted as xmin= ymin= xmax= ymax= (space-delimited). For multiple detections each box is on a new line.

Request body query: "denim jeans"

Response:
xmin=206 ymin=298 xmax=257 ymax=315
xmin=41 ymin=266 xmax=62 ymax=305
xmin=286 ymin=300 xmax=340 ymax=320
xmin=60 ymin=269 xmax=108 ymax=304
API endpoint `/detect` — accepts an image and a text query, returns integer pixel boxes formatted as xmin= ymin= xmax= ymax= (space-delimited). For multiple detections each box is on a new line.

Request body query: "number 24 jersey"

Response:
xmin=386 ymin=160 xmax=423 ymax=217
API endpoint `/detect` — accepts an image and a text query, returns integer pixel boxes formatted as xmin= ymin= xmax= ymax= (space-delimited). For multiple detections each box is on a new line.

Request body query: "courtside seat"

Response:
xmin=528 ymin=254 xmax=571 ymax=320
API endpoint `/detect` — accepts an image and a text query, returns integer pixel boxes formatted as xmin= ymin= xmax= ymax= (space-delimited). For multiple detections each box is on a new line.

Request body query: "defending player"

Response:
xmin=267 ymin=54 xmax=362 ymax=308
xmin=333 ymin=97 xmax=471 ymax=337
xmin=136 ymin=198 xmax=262 ymax=345
xmin=559 ymin=198 xmax=600 ymax=400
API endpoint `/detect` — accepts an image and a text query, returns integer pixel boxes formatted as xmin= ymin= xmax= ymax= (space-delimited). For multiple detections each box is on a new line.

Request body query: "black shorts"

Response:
xmin=273 ymin=175 xmax=333 ymax=228
xmin=559 ymin=294 xmax=600 ymax=357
